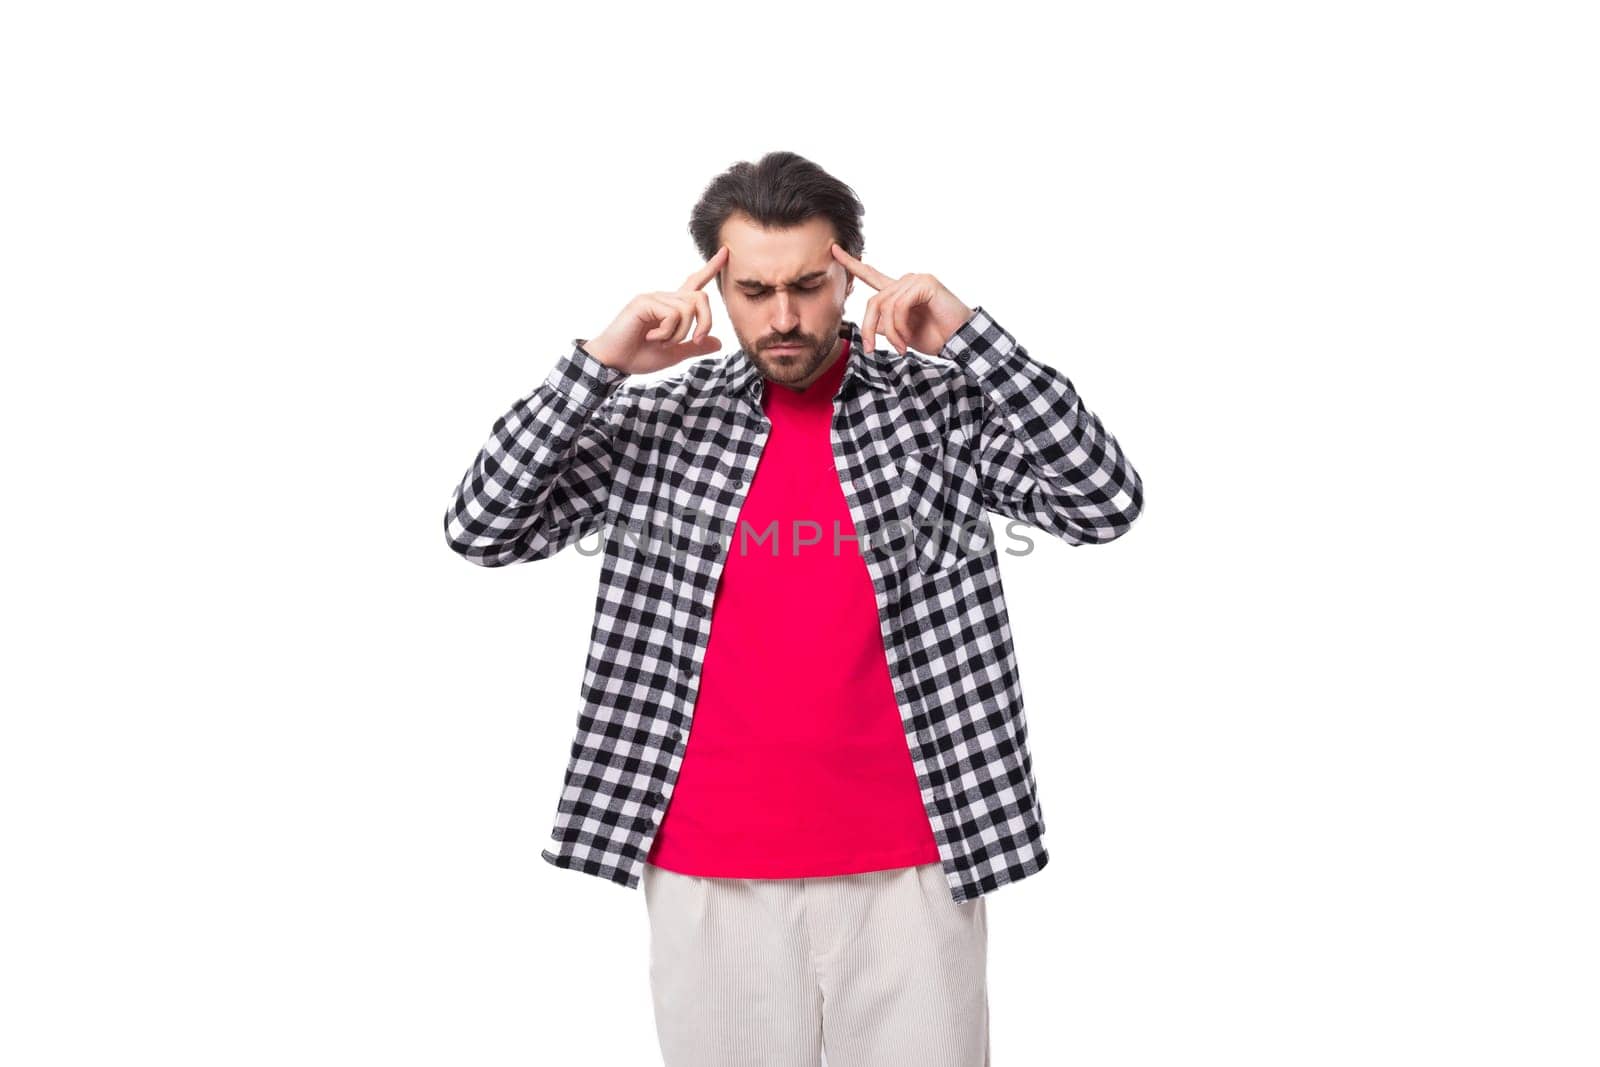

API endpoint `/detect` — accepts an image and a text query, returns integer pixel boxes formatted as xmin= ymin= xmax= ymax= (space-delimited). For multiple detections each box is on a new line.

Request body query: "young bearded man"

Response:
xmin=444 ymin=150 xmax=1145 ymax=1066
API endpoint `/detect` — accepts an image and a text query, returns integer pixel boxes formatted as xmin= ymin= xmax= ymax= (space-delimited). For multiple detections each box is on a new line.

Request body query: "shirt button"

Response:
xmin=693 ymin=602 xmax=708 ymax=617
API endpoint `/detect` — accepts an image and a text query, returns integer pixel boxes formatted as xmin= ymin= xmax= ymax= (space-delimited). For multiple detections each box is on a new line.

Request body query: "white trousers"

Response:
xmin=641 ymin=860 xmax=990 ymax=1067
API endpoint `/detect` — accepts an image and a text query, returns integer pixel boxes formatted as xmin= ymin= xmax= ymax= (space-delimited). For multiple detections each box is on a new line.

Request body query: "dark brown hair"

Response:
xmin=688 ymin=151 xmax=865 ymax=285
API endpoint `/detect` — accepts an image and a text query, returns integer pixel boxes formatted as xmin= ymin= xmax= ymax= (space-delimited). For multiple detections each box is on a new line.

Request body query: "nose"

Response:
xmin=770 ymin=292 xmax=799 ymax=334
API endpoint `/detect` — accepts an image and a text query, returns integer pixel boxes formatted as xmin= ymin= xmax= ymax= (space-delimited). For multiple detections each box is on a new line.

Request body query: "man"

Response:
xmin=444 ymin=151 xmax=1144 ymax=1066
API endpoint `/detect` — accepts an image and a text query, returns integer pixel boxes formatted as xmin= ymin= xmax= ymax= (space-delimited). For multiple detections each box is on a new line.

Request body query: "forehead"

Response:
xmin=720 ymin=213 xmax=838 ymax=286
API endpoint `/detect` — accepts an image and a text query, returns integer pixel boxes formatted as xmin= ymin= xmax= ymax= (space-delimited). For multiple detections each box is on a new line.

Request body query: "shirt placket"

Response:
xmin=828 ymin=374 xmax=950 ymax=861
xmin=648 ymin=378 xmax=773 ymax=831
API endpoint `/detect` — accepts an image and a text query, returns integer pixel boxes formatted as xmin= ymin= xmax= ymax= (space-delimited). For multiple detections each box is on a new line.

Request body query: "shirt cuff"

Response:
xmin=939 ymin=304 xmax=1025 ymax=382
xmin=542 ymin=338 xmax=629 ymax=406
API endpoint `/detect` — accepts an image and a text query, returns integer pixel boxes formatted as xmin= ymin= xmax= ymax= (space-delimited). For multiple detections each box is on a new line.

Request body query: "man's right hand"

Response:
xmin=583 ymin=246 xmax=730 ymax=374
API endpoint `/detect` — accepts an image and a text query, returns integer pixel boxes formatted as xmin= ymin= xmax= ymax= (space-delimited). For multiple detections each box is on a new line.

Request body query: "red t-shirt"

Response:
xmin=646 ymin=335 xmax=941 ymax=877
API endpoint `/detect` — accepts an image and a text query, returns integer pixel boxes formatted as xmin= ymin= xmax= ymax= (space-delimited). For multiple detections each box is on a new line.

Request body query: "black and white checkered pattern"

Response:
xmin=444 ymin=306 xmax=1143 ymax=903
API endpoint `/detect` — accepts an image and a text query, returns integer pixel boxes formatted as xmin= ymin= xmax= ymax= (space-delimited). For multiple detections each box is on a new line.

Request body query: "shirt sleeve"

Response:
xmin=942 ymin=306 xmax=1144 ymax=545
xmin=444 ymin=339 xmax=633 ymax=566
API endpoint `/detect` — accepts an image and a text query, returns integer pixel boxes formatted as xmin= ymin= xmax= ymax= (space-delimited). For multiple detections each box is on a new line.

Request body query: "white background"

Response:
xmin=4 ymin=2 xmax=1596 ymax=1064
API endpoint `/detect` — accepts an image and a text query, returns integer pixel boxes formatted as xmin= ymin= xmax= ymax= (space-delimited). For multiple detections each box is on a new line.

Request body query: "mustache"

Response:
xmin=762 ymin=337 xmax=809 ymax=349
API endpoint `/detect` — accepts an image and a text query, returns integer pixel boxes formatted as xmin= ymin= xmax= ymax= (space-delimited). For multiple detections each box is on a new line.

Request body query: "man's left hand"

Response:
xmin=830 ymin=242 xmax=974 ymax=357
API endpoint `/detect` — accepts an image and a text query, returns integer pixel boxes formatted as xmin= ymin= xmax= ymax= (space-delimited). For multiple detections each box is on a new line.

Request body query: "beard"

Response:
xmin=741 ymin=312 xmax=844 ymax=388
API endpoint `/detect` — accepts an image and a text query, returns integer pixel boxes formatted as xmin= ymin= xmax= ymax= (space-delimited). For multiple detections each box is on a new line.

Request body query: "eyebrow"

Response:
xmin=734 ymin=269 xmax=828 ymax=289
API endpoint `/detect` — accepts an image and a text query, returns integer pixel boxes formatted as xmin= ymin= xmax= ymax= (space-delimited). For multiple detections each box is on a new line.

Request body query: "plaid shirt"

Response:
xmin=444 ymin=305 xmax=1143 ymax=904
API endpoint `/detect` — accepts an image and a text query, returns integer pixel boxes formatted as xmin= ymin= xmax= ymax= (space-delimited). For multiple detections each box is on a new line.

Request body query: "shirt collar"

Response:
xmin=719 ymin=317 xmax=889 ymax=403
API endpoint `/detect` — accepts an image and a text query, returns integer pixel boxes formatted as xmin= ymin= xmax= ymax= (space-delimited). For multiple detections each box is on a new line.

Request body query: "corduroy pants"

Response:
xmin=642 ymin=860 xmax=990 ymax=1067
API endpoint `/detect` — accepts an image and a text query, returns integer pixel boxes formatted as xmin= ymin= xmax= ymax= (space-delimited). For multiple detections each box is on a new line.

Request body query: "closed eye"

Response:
xmin=743 ymin=283 xmax=823 ymax=301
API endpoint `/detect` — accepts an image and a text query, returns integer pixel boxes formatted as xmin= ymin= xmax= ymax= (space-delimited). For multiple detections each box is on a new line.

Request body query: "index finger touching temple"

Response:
xmin=683 ymin=245 xmax=730 ymax=292
xmin=830 ymin=242 xmax=891 ymax=290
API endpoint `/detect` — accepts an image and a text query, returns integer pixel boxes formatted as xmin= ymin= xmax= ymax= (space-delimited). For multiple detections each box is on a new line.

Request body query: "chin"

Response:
xmin=765 ymin=361 xmax=806 ymax=381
